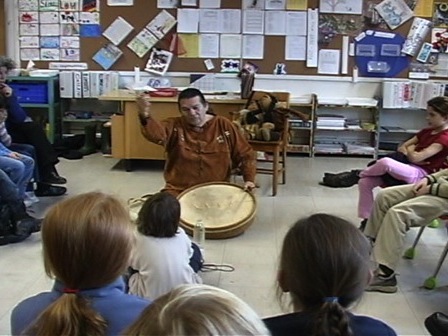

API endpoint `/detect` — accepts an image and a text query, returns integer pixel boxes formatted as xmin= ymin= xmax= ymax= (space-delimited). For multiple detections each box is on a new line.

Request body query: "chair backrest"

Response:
xmin=244 ymin=91 xmax=291 ymax=109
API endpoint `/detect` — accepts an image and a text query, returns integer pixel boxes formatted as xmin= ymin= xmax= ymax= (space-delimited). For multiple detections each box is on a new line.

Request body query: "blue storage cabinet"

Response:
xmin=6 ymin=75 xmax=60 ymax=143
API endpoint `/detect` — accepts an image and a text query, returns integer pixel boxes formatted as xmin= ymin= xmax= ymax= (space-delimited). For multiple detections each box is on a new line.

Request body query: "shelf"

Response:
xmin=290 ymin=126 xmax=312 ymax=130
xmin=314 ymin=151 xmax=375 ymax=157
xmin=315 ymin=128 xmax=376 ymax=132
xmin=379 ymin=129 xmax=418 ymax=134
xmin=63 ymin=118 xmax=110 ymax=123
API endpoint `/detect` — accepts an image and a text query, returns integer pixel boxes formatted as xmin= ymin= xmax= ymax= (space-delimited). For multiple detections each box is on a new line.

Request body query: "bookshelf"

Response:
xmin=288 ymin=94 xmax=317 ymax=156
xmin=313 ymin=98 xmax=379 ymax=158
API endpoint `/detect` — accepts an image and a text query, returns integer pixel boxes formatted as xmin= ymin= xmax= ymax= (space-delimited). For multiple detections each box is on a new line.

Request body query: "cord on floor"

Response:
xmin=201 ymin=263 xmax=235 ymax=272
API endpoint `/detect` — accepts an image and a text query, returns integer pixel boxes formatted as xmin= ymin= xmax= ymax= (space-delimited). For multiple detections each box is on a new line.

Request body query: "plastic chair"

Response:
xmin=242 ymin=91 xmax=291 ymax=196
xmin=403 ymin=216 xmax=448 ymax=289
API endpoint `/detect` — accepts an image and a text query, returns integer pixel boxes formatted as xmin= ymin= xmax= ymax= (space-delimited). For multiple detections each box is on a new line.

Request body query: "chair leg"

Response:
xmin=281 ymin=149 xmax=286 ymax=184
xmin=272 ymin=149 xmax=279 ymax=196
xmin=432 ymin=241 xmax=448 ymax=279
xmin=404 ymin=225 xmax=426 ymax=259
xmin=412 ymin=225 xmax=427 ymax=249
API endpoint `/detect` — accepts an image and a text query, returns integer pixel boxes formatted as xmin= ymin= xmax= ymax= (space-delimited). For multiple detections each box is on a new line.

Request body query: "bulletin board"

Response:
xmin=26 ymin=0 xmax=434 ymax=78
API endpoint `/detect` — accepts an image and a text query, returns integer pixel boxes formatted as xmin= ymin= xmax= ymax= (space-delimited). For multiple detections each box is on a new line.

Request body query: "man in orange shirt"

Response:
xmin=137 ymin=88 xmax=256 ymax=196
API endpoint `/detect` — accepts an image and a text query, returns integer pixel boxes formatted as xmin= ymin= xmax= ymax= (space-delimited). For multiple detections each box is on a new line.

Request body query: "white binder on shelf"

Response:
xmin=59 ymin=71 xmax=74 ymax=98
xmin=73 ymin=71 xmax=82 ymax=98
xmin=82 ymin=71 xmax=91 ymax=98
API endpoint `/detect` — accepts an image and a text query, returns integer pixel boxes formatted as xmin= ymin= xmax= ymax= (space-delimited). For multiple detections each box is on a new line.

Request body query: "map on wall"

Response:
xmin=319 ymin=0 xmax=364 ymax=14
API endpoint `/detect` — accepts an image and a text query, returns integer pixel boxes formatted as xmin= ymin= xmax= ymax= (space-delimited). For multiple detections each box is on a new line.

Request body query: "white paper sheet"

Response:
xmin=306 ymin=8 xmax=318 ymax=67
xmin=286 ymin=11 xmax=307 ymax=35
xmin=266 ymin=0 xmax=286 ymax=10
xmin=341 ymin=35 xmax=349 ymax=74
xmin=243 ymin=10 xmax=265 ymax=34
xmin=182 ymin=0 xmax=197 ymax=6
xmin=199 ymin=9 xmax=221 ymax=33
xmin=200 ymin=34 xmax=219 ymax=58
xmin=60 ymin=48 xmax=80 ymax=61
xmin=41 ymin=48 xmax=60 ymax=61
xmin=319 ymin=0 xmax=363 ymax=14
xmin=157 ymin=0 xmax=178 ymax=8
xmin=318 ymin=49 xmax=340 ymax=74
xmin=199 ymin=0 xmax=220 ymax=8
xmin=20 ymin=23 xmax=39 ymax=36
xmin=107 ymin=0 xmax=134 ymax=5
xmin=40 ymin=24 xmax=60 ymax=36
xmin=177 ymin=9 xmax=199 ymax=33
xmin=265 ymin=11 xmax=286 ymax=35
xmin=285 ymin=35 xmax=306 ymax=60
xmin=103 ymin=16 xmax=134 ymax=46
xmin=221 ymin=9 xmax=241 ymax=33
xmin=19 ymin=0 xmax=39 ymax=11
xmin=20 ymin=48 xmax=40 ymax=61
xmin=20 ymin=36 xmax=39 ymax=48
xmin=242 ymin=0 xmax=265 ymax=9
xmin=220 ymin=34 xmax=242 ymax=58
xmin=40 ymin=12 xmax=59 ymax=24
xmin=242 ymin=34 xmax=264 ymax=58
xmin=60 ymin=36 xmax=80 ymax=48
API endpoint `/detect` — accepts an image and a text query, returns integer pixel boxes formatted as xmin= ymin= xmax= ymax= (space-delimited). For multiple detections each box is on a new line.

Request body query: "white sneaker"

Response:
xmin=24 ymin=191 xmax=40 ymax=207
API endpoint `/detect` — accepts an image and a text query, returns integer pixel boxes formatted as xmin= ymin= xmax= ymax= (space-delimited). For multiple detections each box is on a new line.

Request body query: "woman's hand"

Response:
xmin=412 ymin=178 xmax=430 ymax=196
xmin=9 ymin=152 xmax=21 ymax=159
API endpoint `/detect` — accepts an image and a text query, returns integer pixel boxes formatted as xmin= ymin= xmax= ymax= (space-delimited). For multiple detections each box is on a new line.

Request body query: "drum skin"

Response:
xmin=177 ymin=182 xmax=257 ymax=239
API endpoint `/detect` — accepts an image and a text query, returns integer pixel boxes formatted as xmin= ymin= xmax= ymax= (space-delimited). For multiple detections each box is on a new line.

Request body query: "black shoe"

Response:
xmin=35 ymin=183 xmax=67 ymax=197
xmin=15 ymin=217 xmax=41 ymax=236
xmin=366 ymin=273 xmax=397 ymax=293
xmin=425 ymin=312 xmax=448 ymax=336
xmin=41 ymin=171 xmax=67 ymax=185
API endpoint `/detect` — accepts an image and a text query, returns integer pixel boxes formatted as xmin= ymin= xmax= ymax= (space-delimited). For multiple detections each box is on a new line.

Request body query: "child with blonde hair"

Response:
xmin=10 ymin=192 xmax=150 ymax=336
xmin=125 ymin=284 xmax=271 ymax=336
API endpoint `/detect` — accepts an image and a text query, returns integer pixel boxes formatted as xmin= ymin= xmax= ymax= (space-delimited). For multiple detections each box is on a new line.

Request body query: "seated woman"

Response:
xmin=0 ymin=56 xmax=66 ymax=197
xmin=263 ymin=213 xmax=397 ymax=336
xmin=10 ymin=192 xmax=151 ymax=335
xmin=358 ymin=96 xmax=448 ymax=227
xmin=364 ymin=168 xmax=448 ymax=293
xmin=128 ymin=192 xmax=202 ymax=300
xmin=125 ymin=284 xmax=270 ymax=336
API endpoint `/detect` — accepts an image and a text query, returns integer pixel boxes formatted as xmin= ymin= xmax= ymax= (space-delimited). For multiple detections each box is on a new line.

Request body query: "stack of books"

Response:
xmin=316 ymin=114 xmax=346 ymax=130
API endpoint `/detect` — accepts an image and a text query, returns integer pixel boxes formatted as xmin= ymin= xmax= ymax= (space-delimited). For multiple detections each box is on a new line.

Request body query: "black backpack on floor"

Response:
xmin=0 ymin=203 xmax=32 ymax=246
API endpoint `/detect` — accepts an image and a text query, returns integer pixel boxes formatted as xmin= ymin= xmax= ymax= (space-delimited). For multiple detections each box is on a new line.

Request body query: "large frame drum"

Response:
xmin=177 ymin=182 xmax=257 ymax=239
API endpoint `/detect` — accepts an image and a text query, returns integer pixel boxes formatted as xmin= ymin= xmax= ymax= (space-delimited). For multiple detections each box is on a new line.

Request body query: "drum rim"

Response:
xmin=177 ymin=182 xmax=257 ymax=229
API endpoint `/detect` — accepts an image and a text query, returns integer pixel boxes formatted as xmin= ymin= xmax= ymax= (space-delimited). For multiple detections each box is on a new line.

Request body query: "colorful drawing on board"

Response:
xmin=374 ymin=0 xmax=414 ymax=30
xmin=20 ymin=12 xmax=39 ymax=23
xmin=433 ymin=2 xmax=448 ymax=28
xmin=146 ymin=10 xmax=177 ymax=40
xmin=60 ymin=48 xmax=81 ymax=61
xmin=363 ymin=0 xmax=416 ymax=29
xmin=61 ymin=23 xmax=80 ymax=36
xmin=319 ymin=14 xmax=363 ymax=44
xmin=39 ymin=0 xmax=59 ymax=11
xmin=60 ymin=0 xmax=80 ymax=11
xmin=60 ymin=11 xmax=79 ymax=24
xmin=41 ymin=48 xmax=60 ymax=60
xmin=431 ymin=27 xmax=448 ymax=52
xmin=82 ymin=0 xmax=99 ymax=11
xmin=40 ymin=36 xmax=60 ymax=48
xmin=144 ymin=49 xmax=173 ymax=76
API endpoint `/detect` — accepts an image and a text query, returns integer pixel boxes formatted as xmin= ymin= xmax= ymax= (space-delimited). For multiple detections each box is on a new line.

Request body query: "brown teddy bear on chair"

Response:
xmin=233 ymin=93 xmax=309 ymax=141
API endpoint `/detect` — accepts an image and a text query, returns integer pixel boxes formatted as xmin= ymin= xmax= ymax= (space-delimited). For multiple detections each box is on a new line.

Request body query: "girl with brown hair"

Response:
xmin=10 ymin=192 xmax=150 ymax=336
xmin=263 ymin=213 xmax=397 ymax=336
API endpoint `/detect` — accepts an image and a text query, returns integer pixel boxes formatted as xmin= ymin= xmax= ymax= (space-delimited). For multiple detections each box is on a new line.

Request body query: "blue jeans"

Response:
xmin=0 ymin=168 xmax=20 ymax=202
xmin=0 ymin=154 xmax=34 ymax=198
xmin=9 ymin=143 xmax=39 ymax=190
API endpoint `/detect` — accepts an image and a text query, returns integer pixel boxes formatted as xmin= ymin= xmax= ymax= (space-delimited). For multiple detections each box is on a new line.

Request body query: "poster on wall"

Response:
xmin=375 ymin=0 xmax=414 ymax=29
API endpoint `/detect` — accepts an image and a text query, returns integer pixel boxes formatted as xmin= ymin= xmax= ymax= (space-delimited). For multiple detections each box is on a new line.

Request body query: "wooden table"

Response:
xmin=99 ymin=90 xmax=246 ymax=171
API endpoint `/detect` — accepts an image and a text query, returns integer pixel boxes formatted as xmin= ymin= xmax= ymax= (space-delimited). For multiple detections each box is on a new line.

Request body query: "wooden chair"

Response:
xmin=243 ymin=91 xmax=291 ymax=196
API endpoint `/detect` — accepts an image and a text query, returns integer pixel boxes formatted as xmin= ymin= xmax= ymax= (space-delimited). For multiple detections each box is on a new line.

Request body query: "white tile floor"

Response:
xmin=1 ymin=154 xmax=447 ymax=335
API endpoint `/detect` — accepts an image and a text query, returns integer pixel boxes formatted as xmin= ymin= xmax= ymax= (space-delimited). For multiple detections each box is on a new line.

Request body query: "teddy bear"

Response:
xmin=233 ymin=93 xmax=310 ymax=142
